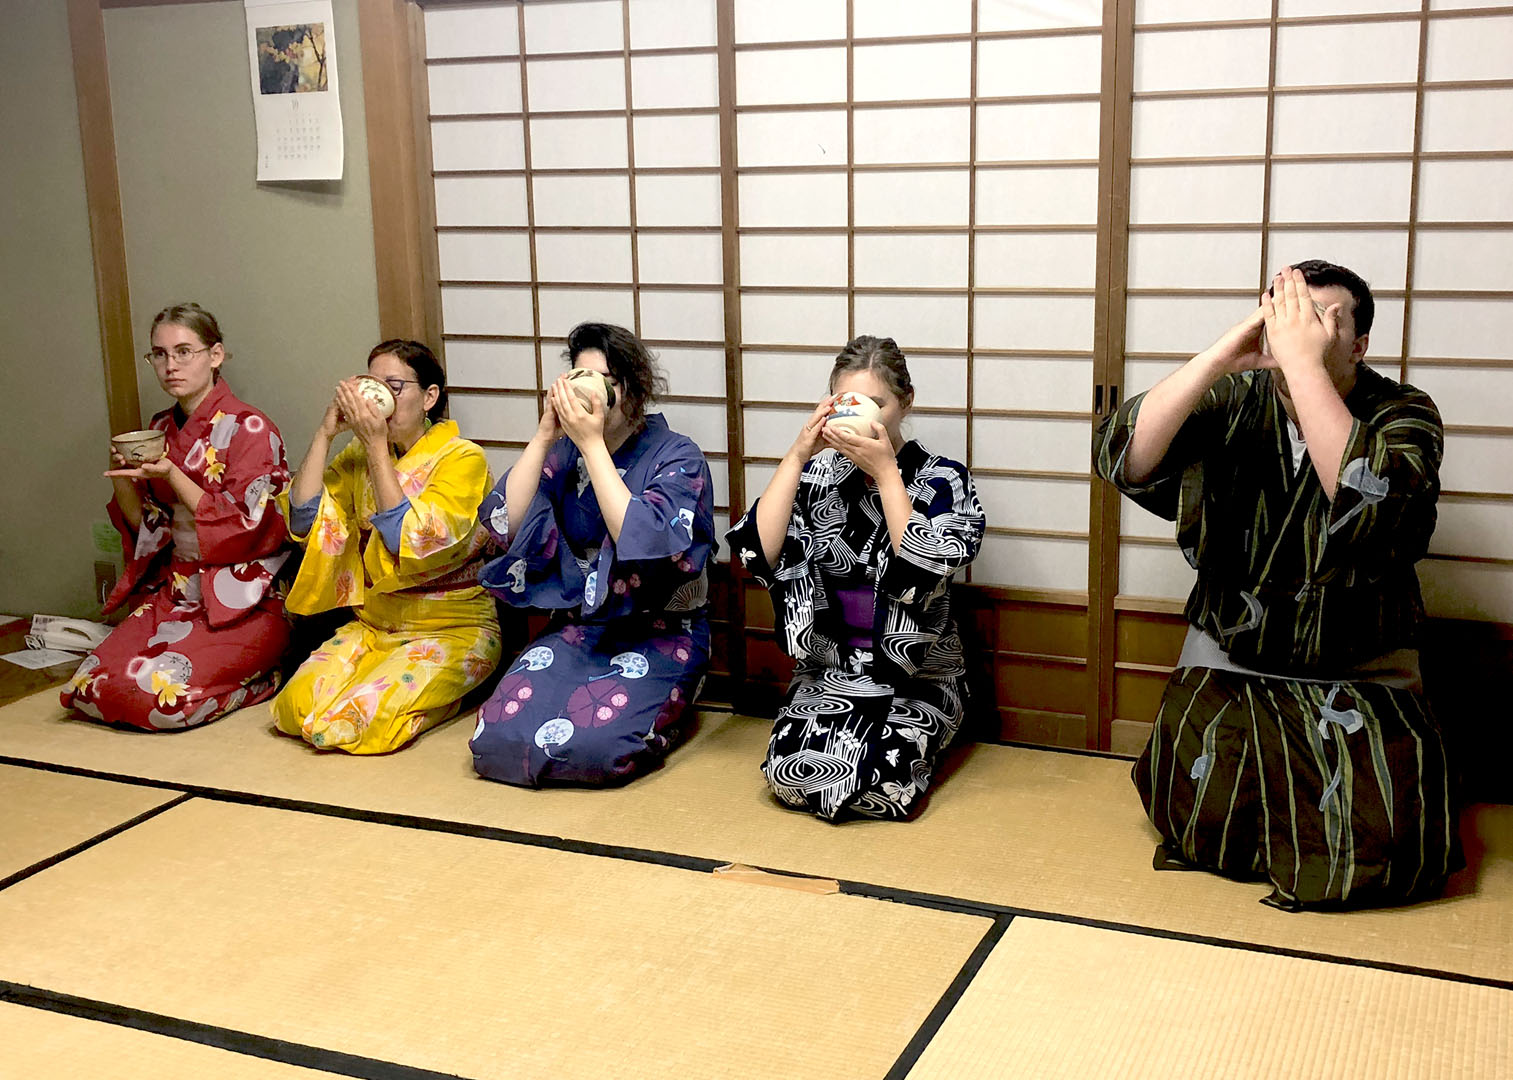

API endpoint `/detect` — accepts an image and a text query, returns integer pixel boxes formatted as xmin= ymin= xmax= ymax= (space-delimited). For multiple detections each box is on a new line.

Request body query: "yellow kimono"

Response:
xmin=270 ymin=420 xmax=501 ymax=753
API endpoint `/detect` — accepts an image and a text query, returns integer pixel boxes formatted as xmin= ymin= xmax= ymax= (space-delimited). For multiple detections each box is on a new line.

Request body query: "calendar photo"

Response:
xmin=255 ymin=23 xmax=329 ymax=95
xmin=244 ymin=0 xmax=343 ymax=182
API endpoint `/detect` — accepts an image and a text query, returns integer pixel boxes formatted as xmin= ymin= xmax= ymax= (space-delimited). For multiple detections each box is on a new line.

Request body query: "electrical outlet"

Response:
xmin=94 ymin=561 xmax=118 ymax=608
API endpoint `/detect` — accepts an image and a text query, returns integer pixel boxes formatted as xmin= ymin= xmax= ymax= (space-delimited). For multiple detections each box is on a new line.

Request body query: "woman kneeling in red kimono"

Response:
xmin=61 ymin=303 xmax=292 ymax=730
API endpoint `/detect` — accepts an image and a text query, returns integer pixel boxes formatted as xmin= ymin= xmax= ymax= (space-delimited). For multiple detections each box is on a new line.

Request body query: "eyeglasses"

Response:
xmin=143 ymin=345 xmax=213 ymax=368
xmin=377 ymin=377 xmax=420 ymax=395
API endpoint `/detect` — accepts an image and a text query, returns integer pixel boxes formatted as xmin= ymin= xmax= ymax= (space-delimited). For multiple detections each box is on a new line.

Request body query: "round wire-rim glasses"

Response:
xmin=142 ymin=344 xmax=214 ymax=368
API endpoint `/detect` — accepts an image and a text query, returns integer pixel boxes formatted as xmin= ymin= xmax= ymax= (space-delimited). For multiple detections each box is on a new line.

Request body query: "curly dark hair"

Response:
xmin=563 ymin=322 xmax=667 ymax=429
xmin=368 ymin=339 xmax=447 ymax=422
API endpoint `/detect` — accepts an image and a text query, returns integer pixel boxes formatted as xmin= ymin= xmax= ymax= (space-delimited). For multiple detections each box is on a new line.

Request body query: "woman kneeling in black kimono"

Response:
xmin=727 ymin=336 xmax=986 ymax=820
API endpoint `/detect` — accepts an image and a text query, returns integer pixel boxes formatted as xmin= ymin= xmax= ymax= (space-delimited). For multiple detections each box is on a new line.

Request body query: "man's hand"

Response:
xmin=1202 ymin=303 xmax=1272 ymax=377
xmin=532 ymin=377 xmax=564 ymax=446
xmin=1262 ymin=266 xmax=1340 ymax=375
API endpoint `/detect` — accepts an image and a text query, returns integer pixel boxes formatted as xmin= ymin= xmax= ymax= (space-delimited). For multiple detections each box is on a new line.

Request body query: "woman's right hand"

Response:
xmin=789 ymin=393 xmax=839 ymax=461
xmin=106 ymin=449 xmax=140 ymax=484
xmin=533 ymin=379 xmax=563 ymax=445
xmin=316 ymin=385 xmax=352 ymax=441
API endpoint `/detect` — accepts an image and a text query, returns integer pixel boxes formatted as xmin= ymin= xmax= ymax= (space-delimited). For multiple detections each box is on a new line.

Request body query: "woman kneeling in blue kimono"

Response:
xmin=471 ymin=323 xmax=717 ymax=786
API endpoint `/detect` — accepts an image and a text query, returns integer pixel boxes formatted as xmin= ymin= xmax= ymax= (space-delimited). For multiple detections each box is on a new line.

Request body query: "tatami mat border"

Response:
xmin=0 ymin=789 xmax=1008 ymax=1080
xmin=0 ymin=980 xmax=463 ymax=1080
xmin=0 ymin=792 xmax=191 ymax=894
xmin=3 ymin=753 xmax=1508 ymax=995
xmin=995 ymin=739 xmax=1135 ymax=761
xmin=882 ymin=916 xmax=1014 ymax=1080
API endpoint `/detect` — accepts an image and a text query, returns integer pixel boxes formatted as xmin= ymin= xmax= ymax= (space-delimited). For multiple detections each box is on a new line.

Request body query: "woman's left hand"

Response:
xmin=104 ymin=455 xmax=175 ymax=481
xmin=334 ymin=378 xmax=389 ymax=447
xmin=550 ymin=378 xmax=606 ymax=450
xmin=823 ymin=420 xmax=898 ymax=481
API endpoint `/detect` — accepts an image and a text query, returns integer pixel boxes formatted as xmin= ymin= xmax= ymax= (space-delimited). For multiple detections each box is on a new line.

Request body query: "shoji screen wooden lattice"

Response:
xmin=1107 ymin=0 xmax=1513 ymax=752
xmin=422 ymin=0 xmax=740 ymax=691
xmin=424 ymin=0 xmax=732 ymax=536
xmin=728 ymin=0 xmax=1109 ymax=737
xmin=413 ymin=0 xmax=1513 ymax=750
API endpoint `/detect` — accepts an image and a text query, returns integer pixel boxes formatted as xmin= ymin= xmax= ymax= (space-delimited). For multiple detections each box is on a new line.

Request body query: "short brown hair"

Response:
xmin=369 ymin=339 xmax=448 ymax=422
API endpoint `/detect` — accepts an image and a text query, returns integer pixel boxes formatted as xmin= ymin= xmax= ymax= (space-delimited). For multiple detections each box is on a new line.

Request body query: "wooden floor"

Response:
xmin=1 ymin=665 xmax=1509 ymax=1079
xmin=0 ymin=618 xmax=86 ymax=709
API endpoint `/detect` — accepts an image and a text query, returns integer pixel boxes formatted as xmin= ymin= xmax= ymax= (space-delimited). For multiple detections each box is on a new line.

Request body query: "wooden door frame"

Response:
xmin=1087 ymin=0 xmax=1136 ymax=749
xmin=71 ymin=0 xmax=437 ymax=444
xmin=68 ymin=0 xmax=141 ymax=436
xmin=356 ymin=0 xmax=441 ymax=344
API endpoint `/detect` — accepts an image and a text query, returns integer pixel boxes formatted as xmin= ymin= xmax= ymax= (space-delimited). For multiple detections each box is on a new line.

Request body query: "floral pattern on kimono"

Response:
xmin=279 ymin=419 xmax=494 ymax=615
xmin=471 ymin=414 xmax=716 ymax=786
xmin=727 ymin=441 xmax=985 ymax=820
xmin=270 ymin=420 xmax=500 ymax=753
xmin=61 ymin=379 xmax=293 ymax=731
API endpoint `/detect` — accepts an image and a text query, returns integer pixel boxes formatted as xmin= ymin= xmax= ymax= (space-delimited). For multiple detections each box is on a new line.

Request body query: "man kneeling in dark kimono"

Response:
xmin=1093 ymin=261 xmax=1460 ymax=910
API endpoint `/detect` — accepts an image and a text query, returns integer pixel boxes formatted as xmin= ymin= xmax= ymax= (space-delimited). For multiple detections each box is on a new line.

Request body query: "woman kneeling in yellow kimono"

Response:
xmin=271 ymin=340 xmax=501 ymax=753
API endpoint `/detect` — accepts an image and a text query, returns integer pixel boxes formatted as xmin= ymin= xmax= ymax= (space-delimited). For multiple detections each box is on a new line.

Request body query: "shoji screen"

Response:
xmin=410 ymin=0 xmax=1511 ymax=748
xmin=1120 ymin=0 xmax=1513 ymax=619
xmin=1411 ymin=5 xmax=1513 ymax=623
xmin=423 ymin=0 xmax=732 ymax=544
xmin=730 ymin=0 xmax=1106 ymax=596
xmin=1111 ymin=0 xmax=1513 ymax=751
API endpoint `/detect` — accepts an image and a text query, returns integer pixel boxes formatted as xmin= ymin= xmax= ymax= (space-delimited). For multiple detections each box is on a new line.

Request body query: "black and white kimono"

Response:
xmin=727 ymin=441 xmax=985 ymax=820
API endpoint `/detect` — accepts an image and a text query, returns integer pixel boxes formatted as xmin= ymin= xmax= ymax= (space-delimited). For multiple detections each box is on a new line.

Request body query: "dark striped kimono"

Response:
xmin=1094 ymin=366 xmax=1460 ymax=910
xmin=728 ymin=441 xmax=985 ymax=821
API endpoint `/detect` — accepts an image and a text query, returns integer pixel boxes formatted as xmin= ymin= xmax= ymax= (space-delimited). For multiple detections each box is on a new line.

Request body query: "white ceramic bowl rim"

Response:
xmin=355 ymin=375 xmax=397 ymax=416
xmin=567 ymin=367 xmax=617 ymax=408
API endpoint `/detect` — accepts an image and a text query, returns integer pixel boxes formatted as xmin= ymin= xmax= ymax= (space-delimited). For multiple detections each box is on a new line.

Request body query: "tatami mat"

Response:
xmin=0 ymin=1002 xmax=330 ymax=1079
xmin=906 ymin=918 xmax=1512 ymax=1079
xmin=0 ymin=764 xmax=178 ymax=881
xmin=0 ymin=798 xmax=989 ymax=1080
xmin=2 ymin=691 xmax=1509 ymax=983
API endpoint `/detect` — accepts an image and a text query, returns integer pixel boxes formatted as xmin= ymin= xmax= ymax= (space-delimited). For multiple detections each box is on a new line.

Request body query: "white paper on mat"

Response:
xmin=2 ymin=649 xmax=83 ymax=670
xmin=245 ymin=0 xmax=344 ymax=181
xmin=29 ymin=615 xmax=111 ymax=652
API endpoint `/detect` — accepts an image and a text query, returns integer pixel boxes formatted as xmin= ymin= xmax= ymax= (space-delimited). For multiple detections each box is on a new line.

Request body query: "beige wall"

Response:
xmin=0 ymin=2 xmax=112 ymax=618
xmin=104 ymin=0 xmax=380 ymax=484
xmin=0 ymin=0 xmax=380 ymax=619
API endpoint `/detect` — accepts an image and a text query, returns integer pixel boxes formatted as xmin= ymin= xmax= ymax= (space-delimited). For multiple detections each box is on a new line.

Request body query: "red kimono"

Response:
xmin=61 ymin=380 xmax=293 ymax=730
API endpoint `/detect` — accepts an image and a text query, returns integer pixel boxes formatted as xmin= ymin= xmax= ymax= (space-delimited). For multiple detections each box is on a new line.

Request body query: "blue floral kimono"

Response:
xmin=472 ymin=414 xmax=717 ymax=786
